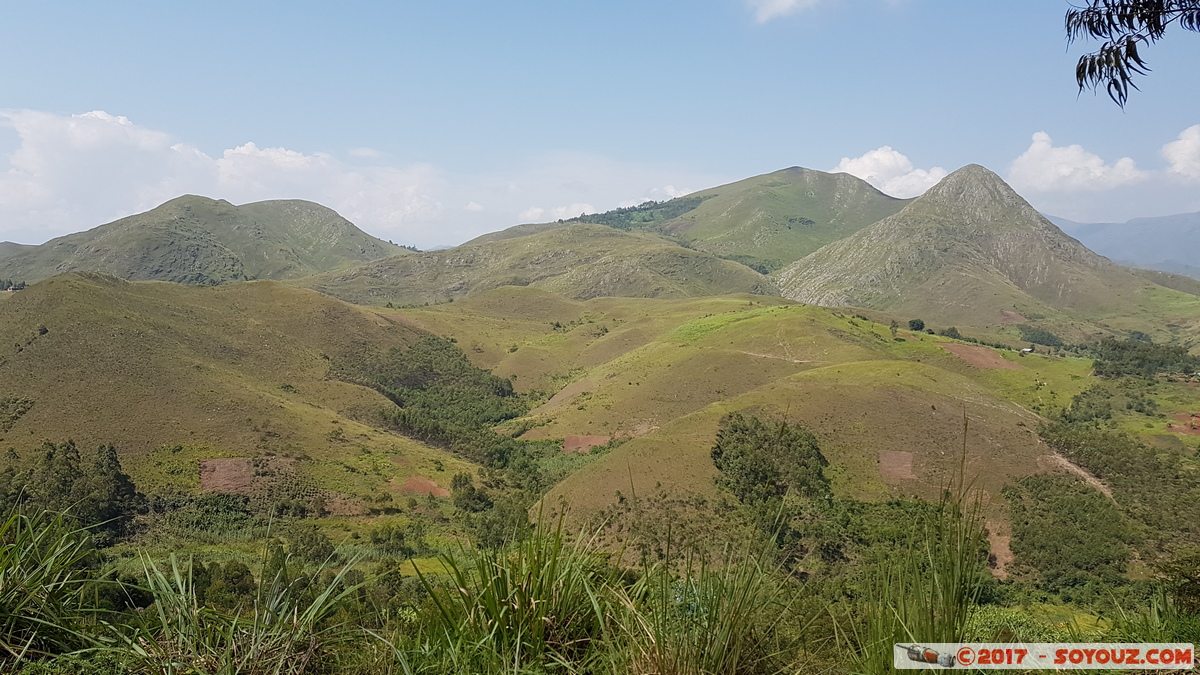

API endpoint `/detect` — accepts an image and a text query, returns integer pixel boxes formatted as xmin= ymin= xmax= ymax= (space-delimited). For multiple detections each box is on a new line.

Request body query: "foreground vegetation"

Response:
xmin=4 ymin=409 xmax=1199 ymax=674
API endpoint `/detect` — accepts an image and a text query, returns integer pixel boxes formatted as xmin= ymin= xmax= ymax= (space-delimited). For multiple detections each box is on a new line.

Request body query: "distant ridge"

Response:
xmin=1049 ymin=211 xmax=1200 ymax=281
xmin=0 ymin=196 xmax=404 ymax=285
xmin=469 ymin=167 xmax=909 ymax=273
xmin=295 ymin=224 xmax=776 ymax=306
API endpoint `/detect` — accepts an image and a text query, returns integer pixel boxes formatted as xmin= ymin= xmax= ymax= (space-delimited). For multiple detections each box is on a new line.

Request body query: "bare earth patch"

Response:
xmin=323 ymin=495 xmax=364 ymax=516
xmin=396 ymin=475 xmax=450 ymax=498
xmin=986 ymin=521 xmax=1013 ymax=580
xmin=199 ymin=458 xmax=299 ymax=493
xmin=1168 ymin=412 xmax=1200 ymax=435
xmin=879 ymin=450 xmax=916 ymax=482
xmin=940 ymin=343 xmax=1021 ymax=370
xmin=997 ymin=310 xmax=1028 ymax=323
xmin=563 ymin=434 xmax=612 ymax=453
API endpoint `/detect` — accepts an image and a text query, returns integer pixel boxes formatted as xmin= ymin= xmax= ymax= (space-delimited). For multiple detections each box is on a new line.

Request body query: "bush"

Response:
xmin=1004 ymin=474 xmax=1132 ymax=594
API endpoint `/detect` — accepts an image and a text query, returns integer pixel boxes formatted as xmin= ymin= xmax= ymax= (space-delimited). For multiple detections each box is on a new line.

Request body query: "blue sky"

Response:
xmin=2 ymin=0 xmax=1199 ymax=248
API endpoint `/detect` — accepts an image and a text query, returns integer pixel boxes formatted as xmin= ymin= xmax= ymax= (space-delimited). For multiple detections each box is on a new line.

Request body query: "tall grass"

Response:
xmin=612 ymin=549 xmax=796 ymax=675
xmin=117 ymin=553 xmax=362 ymax=675
xmin=838 ymin=414 xmax=989 ymax=675
xmin=0 ymin=509 xmax=98 ymax=663
xmin=839 ymin=495 xmax=986 ymax=674
xmin=387 ymin=521 xmax=612 ymax=674
xmin=1111 ymin=589 xmax=1200 ymax=646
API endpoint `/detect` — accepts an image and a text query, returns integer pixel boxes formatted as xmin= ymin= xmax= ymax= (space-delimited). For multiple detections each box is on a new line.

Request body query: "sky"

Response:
xmin=2 ymin=0 xmax=1199 ymax=248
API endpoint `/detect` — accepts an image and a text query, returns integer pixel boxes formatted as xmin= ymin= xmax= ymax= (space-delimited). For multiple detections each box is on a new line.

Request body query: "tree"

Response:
xmin=1067 ymin=1 xmax=1200 ymax=106
xmin=908 ymin=318 xmax=925 ymax=332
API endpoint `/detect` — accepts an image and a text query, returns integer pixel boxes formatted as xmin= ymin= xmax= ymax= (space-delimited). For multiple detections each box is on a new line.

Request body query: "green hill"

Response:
xmin=0 ymin=273 xmax=472 ymax=501
xmin=295 ymin=224 xmax=776 ymax=306
xmin=391 ymin=288 xmax=1110 ymax=515
xmin=0 ymin=196 xmax=404 ymax=285
xmin=469 ymin=167 xmax=909 ymax=273
xmin=774 ymin=165 xmax=1200 ymax=343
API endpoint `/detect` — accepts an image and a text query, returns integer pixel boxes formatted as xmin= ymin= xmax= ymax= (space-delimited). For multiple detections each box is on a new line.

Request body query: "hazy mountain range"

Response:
xmin=1047 ymin=211 xmax=1200 ymax=280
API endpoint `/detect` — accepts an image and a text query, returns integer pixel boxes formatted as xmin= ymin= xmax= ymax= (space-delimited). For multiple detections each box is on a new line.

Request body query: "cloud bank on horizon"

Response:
xmin=0 ymin=110 xmax=719 ymax=248
xmin=2 ymin=109 xmax=1199 ymax=248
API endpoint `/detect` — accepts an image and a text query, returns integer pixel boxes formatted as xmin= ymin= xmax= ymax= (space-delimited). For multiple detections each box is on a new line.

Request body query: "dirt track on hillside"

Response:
xmin=1038 ymin=453 xmax=1115 ymax=501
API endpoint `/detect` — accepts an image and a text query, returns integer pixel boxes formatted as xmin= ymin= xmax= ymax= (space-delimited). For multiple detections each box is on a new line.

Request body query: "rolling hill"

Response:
xmin=295 ymin=224 xmax=777 ymax=306
xmin=0 ymin=273 xmax=472 ymax=502
xmin=469 ymin=167 xmax=910 ymax=273
xmin=390 ymin=288 xmax=1110 ymax=514
xmin=0 ymin=196 xmax=403 ymax=285
xmin=774 ymin=165 xmax=1200 ymax=342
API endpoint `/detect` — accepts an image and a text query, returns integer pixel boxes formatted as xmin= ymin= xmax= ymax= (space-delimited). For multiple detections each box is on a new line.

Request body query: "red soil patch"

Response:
xmin=1168 ymin=412 xmax=1200 ymax=435
xmin=396 ymin=475 xmax=449 ymax=498
xmin=996 ymin=310 xmax=1028 ymax=323
xmin=563 ymin=434 xmax=612 ymax=453
xmin=939 ymin=343 xmax=1021 ymax=370
xmin=199 ymin=457 xmax=299 ymax=494
xmin=879 ymin=450 xmax=916 ymax=482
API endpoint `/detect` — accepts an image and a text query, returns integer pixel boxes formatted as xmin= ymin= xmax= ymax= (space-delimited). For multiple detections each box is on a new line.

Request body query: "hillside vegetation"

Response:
xmin=470 ymin=166 xmax=909 ymax=273
xmin=775 ymin=165 xmax=1200 ymax=344
xmin=0 ymin=196 xmax=402 ymax=285
xmin=0 ymin=273 xmax=473 ymax=504
xmin=295 ymin=224 xmax=776 ymax=306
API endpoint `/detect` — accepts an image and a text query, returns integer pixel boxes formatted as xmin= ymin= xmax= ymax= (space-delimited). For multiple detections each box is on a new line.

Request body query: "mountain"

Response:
xmin=0 ymin=196 xmax=404 ymax=285
xmin=469 ymin=167 xmax=910 ymax=273
xmin=1048 ymin=212 xmax=1200 ymax=280
xmin=775 ymin=165 xmax=1200 ymax=339
xmin=295 ymin=224 xmax=777 ymax=306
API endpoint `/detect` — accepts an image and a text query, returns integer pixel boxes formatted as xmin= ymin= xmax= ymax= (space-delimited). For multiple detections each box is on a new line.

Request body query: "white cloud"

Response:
xmin=0 ymin=109 xmax=443 ymax=245
xmin=346 ymin=147 xmax=383 ymax=159
xmin=0 ymin=110 xmax=728 ymax=248
xmin=1162 ymin=124 xmax=1200 ymax=182
xmin=1008 ymin=131 xmax=1147 ymax=192
xmin=518 ymin=207 xmax=545 ymax=221
xmin=550 ymin=203 xmax=595 ymax=220
xmin=516 ymin=203 xmax=596 ymax=222
xmin=831 ymin=146 xmax=947 ymax=198
xmin=748 ymin=0 xmax=821 ymax=22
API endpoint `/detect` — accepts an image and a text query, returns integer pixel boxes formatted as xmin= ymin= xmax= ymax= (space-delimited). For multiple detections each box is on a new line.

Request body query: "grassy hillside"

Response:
xmin=0 ymin=273 xmax=471 ymax=502
xmin=0 ymin=196 xmax=403 ymax=285
xmin=775 ymin=165 xmax=1200 ymax=344
xmin=468 ymin=167 xmax=908 ymax=273
xmin=295 ymin=224 xmax=776 ymax=306
xmin=384 ymin=289 xmax=1131 ymax=527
